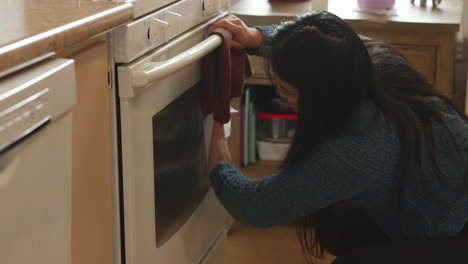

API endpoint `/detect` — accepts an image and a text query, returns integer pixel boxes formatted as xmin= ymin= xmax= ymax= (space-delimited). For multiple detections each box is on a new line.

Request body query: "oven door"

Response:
xmin=117 ymin=16 xmax=228 ymax=264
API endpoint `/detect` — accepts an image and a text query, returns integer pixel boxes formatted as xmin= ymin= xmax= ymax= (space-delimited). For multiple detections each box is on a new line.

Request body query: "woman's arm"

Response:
xmin=209 ymin=15 xmax=277 ymax=57
xmin=209 ymin=141 xmax=377 ymax=228
xmin=209 ymin=15 xmax=372 ymax=57
xmin=246 ymin=25 xmax=277 ymax=57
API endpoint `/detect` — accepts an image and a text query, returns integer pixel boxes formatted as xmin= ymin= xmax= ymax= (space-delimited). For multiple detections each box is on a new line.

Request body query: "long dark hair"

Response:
xmin=267 ymin=11 xmax=468 ymax=261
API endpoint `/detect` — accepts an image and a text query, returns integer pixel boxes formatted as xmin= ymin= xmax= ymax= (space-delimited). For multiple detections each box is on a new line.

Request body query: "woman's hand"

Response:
xmin=209 ymin=122 xmax=232 ymax=170
xmin=209 ymin=14 xmax=264 ymax=49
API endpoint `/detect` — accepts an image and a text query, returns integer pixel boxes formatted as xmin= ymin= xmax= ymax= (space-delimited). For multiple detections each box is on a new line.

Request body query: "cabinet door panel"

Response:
xmin=69 ymin=41 xmax=114 ymax=264
xmin=391 ymin=44 xmax=436 ymax=85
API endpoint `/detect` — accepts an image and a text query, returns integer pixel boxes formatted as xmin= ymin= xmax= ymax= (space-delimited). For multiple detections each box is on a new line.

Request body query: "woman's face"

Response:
xmin=271 ymin=71 xmax=299 ymax=112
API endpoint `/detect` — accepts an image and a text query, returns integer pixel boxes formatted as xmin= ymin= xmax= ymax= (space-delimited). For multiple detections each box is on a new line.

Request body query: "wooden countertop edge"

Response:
xmin=0 ymin=3 xmax=133 ymax=75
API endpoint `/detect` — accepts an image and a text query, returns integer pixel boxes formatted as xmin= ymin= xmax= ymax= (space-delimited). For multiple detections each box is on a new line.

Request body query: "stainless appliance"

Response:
xmin=107 ymin=0 xmax=230 ymax=263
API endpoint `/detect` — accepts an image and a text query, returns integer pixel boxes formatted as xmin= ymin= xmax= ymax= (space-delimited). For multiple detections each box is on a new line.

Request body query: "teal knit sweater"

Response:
xmin=209 ymin=26 xmax=468 ymax=239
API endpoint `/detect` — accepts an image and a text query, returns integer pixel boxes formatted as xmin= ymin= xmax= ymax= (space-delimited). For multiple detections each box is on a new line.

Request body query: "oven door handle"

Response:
xmin=131 ymin=34 xmax=222 ymax=88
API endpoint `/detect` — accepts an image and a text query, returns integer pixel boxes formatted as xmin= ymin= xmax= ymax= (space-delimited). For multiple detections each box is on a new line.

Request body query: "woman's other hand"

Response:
xmin=209 ymin=14 xmax=264 ymax=49
xmin=209 ymin=122 xmax=232 ymax=170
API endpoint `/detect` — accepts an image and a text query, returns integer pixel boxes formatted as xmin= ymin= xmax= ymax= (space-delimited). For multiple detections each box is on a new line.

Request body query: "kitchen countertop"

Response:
xmin=230 ymin=0 xmax=462 ymax=31
xmin=0 ymin=0 xmax=134 ymax=74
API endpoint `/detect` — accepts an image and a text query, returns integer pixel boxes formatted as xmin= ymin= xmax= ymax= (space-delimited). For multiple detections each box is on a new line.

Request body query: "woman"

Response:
xmin=208 ymin=11 xmax=468 ymax=262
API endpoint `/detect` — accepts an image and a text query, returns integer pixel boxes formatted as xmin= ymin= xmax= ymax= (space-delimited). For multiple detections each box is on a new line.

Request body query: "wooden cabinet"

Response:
xmin=349 ymin=28 xmax=456 ymax=97
xmin=231 ymin=0 xmax=463 ymax=98
xmin=392 ymin=44 xmax=436 ymax=84
xmin=61 ymin=40 xmax=114 ymax=264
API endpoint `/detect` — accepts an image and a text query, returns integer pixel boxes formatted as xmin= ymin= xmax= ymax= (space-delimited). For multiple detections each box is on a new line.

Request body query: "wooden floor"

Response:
xmin=226 ymin=221 xmax=336 ymax=264
xmin=225 ymin=161 xmax=335 ymax=264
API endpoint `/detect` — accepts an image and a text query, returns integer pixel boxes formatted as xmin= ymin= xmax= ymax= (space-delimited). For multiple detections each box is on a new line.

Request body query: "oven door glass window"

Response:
xmin=152 ymin=82 xmax=209 ymax=247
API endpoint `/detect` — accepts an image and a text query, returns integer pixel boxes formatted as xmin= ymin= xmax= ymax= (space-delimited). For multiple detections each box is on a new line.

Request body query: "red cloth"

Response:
xmin=202 ymin=28 xmax=252 ymax=124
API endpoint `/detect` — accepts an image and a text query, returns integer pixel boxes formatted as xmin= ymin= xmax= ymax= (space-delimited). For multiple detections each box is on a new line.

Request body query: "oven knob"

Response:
xmin=164 ymin=11 xmax=182 ymax=39
xmin=150 ymin=19 xmax=169 ymax=46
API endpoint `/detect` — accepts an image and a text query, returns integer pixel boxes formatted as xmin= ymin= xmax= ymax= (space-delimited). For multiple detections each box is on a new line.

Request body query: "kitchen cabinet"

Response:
xmin=231 ymin=0 xmax=463 ymax=98
xmin=391 ymin=44 xmax=436 ymax=84
xmin=347 ymin=27 xmax=456 ymax=97
xmin=332 ymin=0 xmax=463 ymax=98
xmin=63 ymin=40 xmax=114 ymax=264
xmin=0 ymin=1 xmax=132 ymax=263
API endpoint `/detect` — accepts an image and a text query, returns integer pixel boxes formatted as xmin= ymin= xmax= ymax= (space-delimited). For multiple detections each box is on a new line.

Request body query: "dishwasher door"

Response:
xmin=0 ymin=59 xmax=76 ymax=264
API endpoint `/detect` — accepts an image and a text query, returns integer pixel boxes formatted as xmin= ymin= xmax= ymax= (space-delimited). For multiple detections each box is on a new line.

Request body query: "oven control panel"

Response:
xmin=0 ymin=88 xmax=50 ymax=152
xmin=113 ymin=0 xmax=229 ymax=63
xmin=0 ymin=59 xmax=76 ymax=153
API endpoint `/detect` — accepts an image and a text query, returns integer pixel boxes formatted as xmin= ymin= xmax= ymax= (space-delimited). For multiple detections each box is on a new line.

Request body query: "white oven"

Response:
xmin=111 ymin=0 xmax=230 ymax=263
xmin=112 ymin=0 xmax=178 ymax=19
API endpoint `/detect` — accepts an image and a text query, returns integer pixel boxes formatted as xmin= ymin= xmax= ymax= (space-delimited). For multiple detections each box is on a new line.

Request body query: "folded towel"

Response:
xmin=202 ymin=28 xmax=252 ymax=124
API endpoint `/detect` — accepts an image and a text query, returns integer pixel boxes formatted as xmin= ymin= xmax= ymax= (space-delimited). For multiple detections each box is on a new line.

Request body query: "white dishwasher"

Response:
xmin=0 ymin=59 xmax=76 ymax=264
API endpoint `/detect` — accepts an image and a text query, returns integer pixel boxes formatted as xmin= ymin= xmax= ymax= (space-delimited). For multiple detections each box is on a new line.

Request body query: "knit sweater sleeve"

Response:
xmin=209 ymin=141 xmax=376 ymax=228
xmin=246 ymin=25 xmax=277 ymax=57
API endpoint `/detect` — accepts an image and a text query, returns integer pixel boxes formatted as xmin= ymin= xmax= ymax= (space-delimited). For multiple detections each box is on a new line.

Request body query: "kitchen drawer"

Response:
xmin=391 ymin=44 xmax=436 ymax=85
